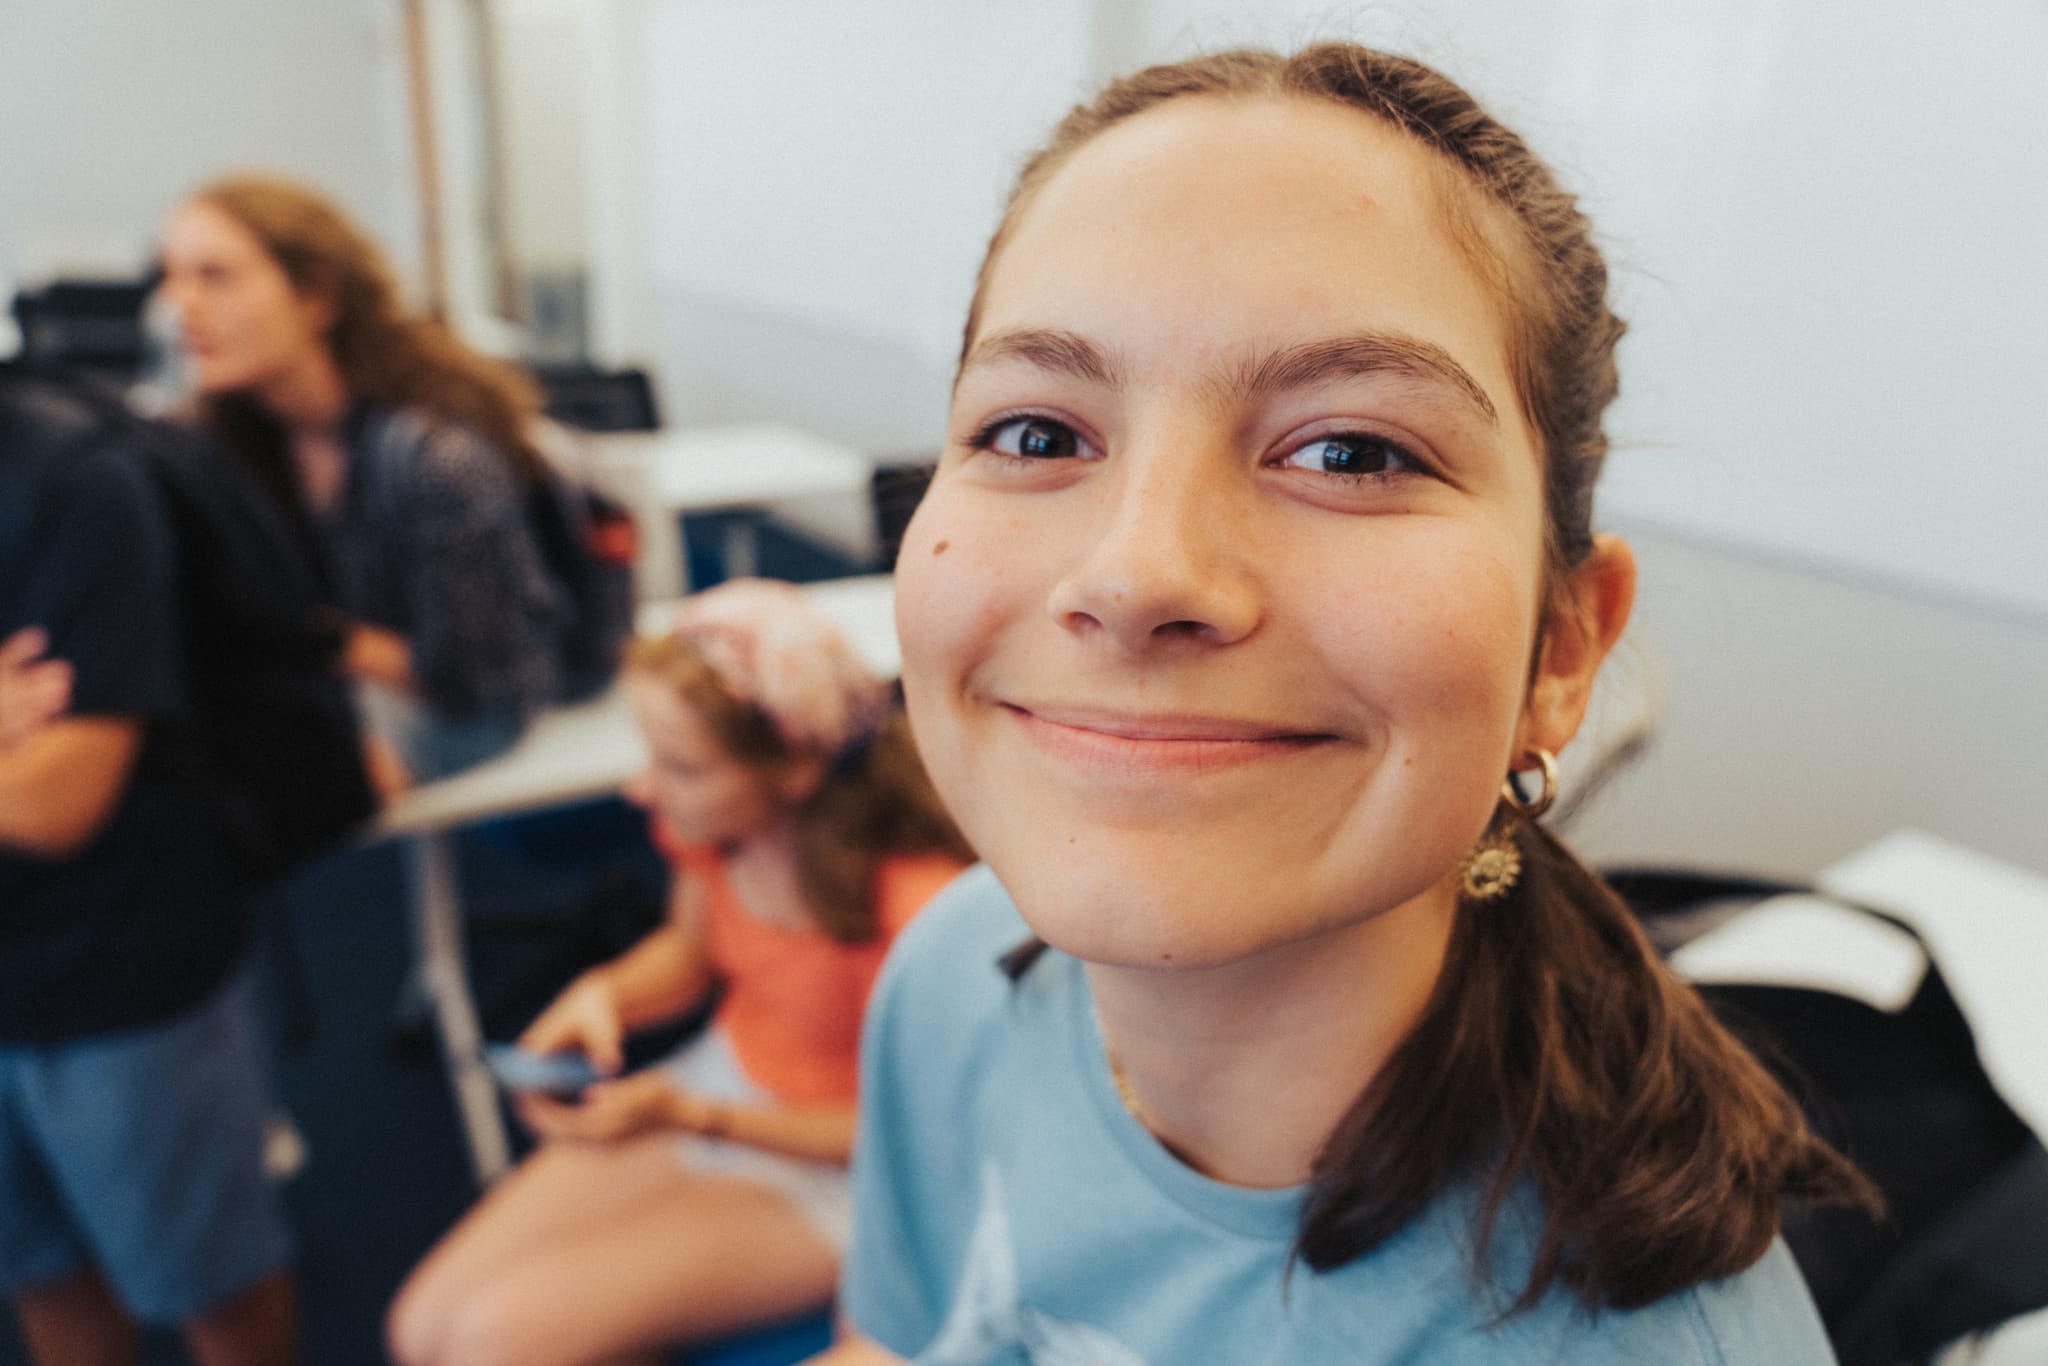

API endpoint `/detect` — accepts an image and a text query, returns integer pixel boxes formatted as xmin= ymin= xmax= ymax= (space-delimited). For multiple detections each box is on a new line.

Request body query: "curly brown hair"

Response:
xmin=188 ymin=174 xmax=546 ymax=486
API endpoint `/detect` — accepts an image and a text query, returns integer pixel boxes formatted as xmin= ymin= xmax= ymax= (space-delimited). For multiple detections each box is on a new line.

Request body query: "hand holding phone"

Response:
xmin=483 ymin=1043 xmax=603 ymax=1098
xmin=518 ymin=972 xmax=626 ymax=1077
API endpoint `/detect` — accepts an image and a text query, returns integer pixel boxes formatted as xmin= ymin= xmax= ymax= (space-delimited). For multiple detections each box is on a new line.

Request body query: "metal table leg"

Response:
xmin=406 ymin=830 xmax=511 ymax=1184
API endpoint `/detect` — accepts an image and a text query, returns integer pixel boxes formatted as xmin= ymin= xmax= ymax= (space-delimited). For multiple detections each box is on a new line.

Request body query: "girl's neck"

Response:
xmin=255 ymin=345 xmax=351 ymax=438
xmin=1086 ymin=881 xmax=1458 ymax=1190
xmin=718 ymin=817 xmax=813 ymax=931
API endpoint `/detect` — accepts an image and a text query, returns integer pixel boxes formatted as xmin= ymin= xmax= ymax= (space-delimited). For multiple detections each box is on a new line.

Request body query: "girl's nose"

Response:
xmin=1045 ymin=437 xmax=1261 ymax=654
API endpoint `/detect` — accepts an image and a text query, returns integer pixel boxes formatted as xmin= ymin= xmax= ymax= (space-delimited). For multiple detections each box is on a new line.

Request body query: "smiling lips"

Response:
xmin=1003 ymin=702 xmax=1335 ymax=777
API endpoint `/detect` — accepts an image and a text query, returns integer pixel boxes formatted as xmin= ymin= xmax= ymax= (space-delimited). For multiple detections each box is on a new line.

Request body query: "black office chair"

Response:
xmin=11 ymin=277 xmax=156 ymax=383
xmin=530 ymin=363 xmax=661 ymax=433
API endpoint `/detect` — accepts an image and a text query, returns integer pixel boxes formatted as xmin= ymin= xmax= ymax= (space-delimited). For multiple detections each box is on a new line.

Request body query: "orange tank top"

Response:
xmin=660 ymin=834 xmax=965 ymax=1104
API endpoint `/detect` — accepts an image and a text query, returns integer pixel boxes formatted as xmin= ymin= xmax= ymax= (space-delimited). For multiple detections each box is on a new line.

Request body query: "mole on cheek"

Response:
xmin=933 ymin=540 xmax=950 ymax=556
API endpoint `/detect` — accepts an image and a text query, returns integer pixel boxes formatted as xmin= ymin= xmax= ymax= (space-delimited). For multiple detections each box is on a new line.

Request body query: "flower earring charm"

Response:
xmin=1455 ymin=748 xmax=1558 ymax=904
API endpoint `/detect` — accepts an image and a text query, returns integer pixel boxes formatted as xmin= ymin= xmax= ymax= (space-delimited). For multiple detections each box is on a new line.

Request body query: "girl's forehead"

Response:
xmin=1055 ymin=94 xmax=1440 ymax=207
xmin=170 ymin=200 xmax=238 ymax=243
xmin=977 ymin=95 xmax=1521 ymax=402
xmin=166 ymin=201 xmax=268 ymax=265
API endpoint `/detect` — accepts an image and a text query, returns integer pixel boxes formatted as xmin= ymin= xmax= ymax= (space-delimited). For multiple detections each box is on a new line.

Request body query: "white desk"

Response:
xmin=377 ymin=575 xmax=899 ymax=1182
xmin=584 ymin=424 xmax=874 ymax=596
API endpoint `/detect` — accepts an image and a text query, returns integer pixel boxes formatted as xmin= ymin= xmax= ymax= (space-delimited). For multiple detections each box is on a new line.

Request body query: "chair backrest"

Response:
xmin=11 ymin=278 xmax=155 ymax=382
xmin=531 ymin=364 xmax=661 ymax=433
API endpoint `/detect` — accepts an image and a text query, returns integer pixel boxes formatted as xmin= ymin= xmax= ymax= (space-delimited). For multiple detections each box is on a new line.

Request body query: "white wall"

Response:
xmin=591 ymin=0 xmax=1097 ymax=448
xmin=1566 ymin=527 xmax=2048 ymax=879
xmin=494 ymin=0 xmax=590 ymax=275
xmin=0 ymin=0 xmax=416 ymax=303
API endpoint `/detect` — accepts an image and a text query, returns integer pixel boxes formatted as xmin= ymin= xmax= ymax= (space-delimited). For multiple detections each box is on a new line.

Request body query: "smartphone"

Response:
xmin=482 ymin=1043 xmax=603 ymax=1098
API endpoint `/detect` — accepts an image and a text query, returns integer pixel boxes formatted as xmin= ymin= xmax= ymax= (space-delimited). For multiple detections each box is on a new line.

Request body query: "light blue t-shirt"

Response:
xmin=845 ymin=865 xmax=1837 ymax=1365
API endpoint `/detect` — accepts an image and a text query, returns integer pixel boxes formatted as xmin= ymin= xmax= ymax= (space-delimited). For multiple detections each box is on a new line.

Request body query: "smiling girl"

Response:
xmin=830 ymin=44 xmax=1871 ymax=1364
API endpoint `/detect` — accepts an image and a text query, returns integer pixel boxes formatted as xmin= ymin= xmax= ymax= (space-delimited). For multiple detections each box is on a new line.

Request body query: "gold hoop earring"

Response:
xmin=1458 ymin=747 xmax=1559 ymax=903
xmin=1500 ymin=747 xmax=1558 ymax=821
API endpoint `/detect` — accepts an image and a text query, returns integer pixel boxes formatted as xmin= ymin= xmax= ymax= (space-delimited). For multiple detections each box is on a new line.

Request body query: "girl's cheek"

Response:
xmin=896 ymin=511 xmax=980 ymax=685
xmin=896 ymin=483 xmax=1009 ymax=638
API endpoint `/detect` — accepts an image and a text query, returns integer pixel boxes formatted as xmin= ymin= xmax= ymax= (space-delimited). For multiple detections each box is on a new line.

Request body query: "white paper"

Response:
xmin=1818 ymin=830 xmax=2048 ymax=1140
xmin=1670 ymin=894 xmax=1927 ymax=1012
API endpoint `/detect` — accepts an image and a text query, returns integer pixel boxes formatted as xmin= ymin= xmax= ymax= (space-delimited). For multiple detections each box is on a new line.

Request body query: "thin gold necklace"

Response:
xmin=1105 ymin=1046 xmax=1149 ymax=1128
xmin=1104 ymin=1045 xmax=1208 ymax=1169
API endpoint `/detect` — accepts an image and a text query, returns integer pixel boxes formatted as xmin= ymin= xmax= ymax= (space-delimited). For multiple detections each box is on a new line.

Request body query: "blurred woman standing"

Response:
xmin=157 ymin=176 xmax=562 ymax=785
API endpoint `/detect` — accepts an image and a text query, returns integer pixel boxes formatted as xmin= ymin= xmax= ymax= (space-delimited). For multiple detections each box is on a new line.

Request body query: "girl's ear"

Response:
xmin=1517 ymin=533 xmax=1636 ymax=758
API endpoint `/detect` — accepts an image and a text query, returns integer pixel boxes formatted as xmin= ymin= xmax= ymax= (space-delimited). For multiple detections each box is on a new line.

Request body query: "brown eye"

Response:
xmin=1284 ymin=433 xmax=1425 ymax=479
xmin=984 ymin=417 xmax=1084 ymax=460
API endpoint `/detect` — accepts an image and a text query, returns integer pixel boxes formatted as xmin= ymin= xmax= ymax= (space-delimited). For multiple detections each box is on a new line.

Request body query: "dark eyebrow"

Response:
xmin=959 ymin=327 xmax=1124 ymax=388
xmin=961 ymin=325 xmax=1498 ymax=430
xmin=1230 ymin=333 xmax=1499 ymax=428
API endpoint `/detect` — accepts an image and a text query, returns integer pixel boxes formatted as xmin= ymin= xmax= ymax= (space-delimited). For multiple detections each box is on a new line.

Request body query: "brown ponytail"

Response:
xmin=1300 ymin=819 xmax=1877 ymax=1307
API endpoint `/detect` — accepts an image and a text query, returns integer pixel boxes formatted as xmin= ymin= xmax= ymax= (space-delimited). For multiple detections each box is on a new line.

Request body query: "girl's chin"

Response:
xmin=1001 ymin=855 xmax=1459 ymax=974
xmin=1009 ymin=876 xmax=1310 ymax=971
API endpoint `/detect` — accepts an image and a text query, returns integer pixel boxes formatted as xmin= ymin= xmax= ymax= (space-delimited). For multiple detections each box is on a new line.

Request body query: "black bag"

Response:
xmin=13 ymin=365 xmax=379 ymax=887
xmin=135 ymin=415 xmax=379 ymax=886
xmin=1611 ymin=869 xmax=2048 ymax=1365
xmin=526 ymin=465 xmax=637 ymax=702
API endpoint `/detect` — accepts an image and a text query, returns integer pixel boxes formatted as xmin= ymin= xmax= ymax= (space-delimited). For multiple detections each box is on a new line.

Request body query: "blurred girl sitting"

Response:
xmin=156 ymin=175 xmax=563 ymax=784
xmin=387 ymin=579 xmax=972 ymax=1366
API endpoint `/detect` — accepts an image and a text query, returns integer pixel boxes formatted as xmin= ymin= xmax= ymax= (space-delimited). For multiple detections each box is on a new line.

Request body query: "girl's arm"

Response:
xmin=0 ymin=716 xmax=142 ymax=858
xmin=342 ymin=622 xmax=414 ymax=692
xmin=519 ymin=874 xmax=716 ymax=1074
xmin=669 ymin=1090 xmax=858 ymax=1166
xmin=519 ymin=1072 xmax=858 ymax=1164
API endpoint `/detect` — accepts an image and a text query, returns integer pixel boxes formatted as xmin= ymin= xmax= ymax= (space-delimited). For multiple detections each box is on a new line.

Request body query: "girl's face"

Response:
xmin=157 ymin=201 xmax=331 ymax=395
xmin=897 ymin=95 xmax=1626 ymax=970
xmin=624 ymin=675 xmax=784 ymax=849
